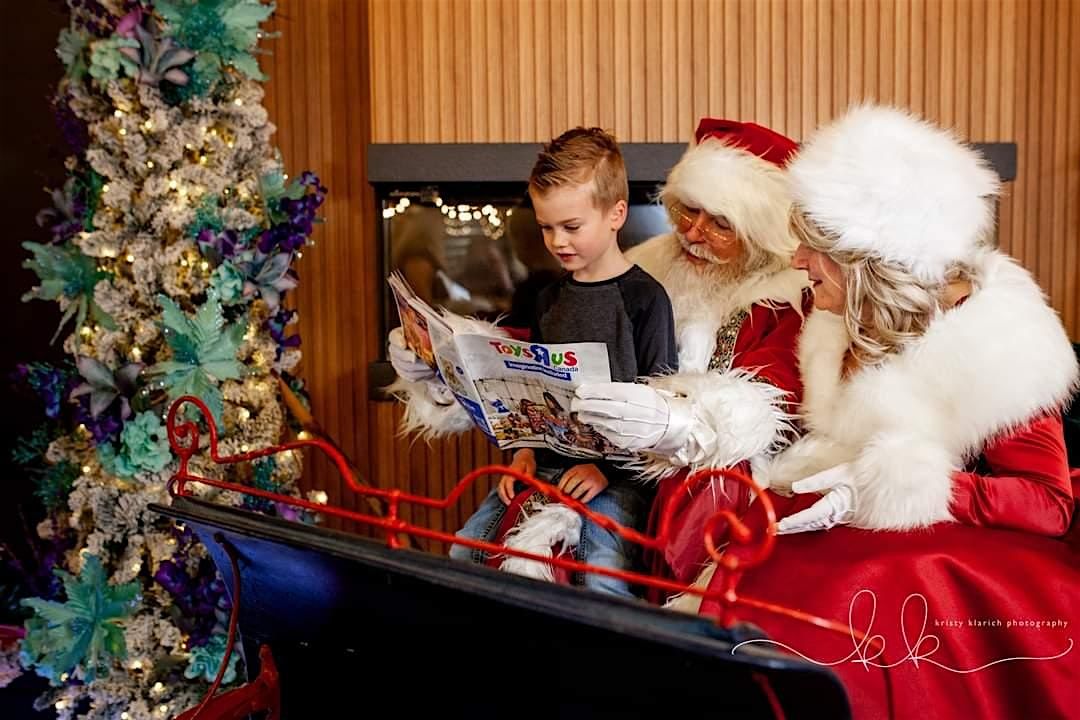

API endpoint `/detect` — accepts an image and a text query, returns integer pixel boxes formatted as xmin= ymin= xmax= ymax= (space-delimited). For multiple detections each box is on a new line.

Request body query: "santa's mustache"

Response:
xmin=677 ymin=233 xmax=725 ymax=265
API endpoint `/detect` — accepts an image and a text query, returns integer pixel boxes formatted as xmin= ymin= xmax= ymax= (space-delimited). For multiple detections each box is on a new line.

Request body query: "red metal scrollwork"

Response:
xmin=166 ymin=394 xmax=869 ymax=642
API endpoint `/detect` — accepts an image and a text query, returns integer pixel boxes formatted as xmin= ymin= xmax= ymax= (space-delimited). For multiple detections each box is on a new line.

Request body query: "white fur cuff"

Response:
xmin=851 ymin=433 xmax=956 ymax=530
xmin=633 ymin=370 xmax=795 ymax=480
xmin=386 ymin=377 xmax=474 ymax=439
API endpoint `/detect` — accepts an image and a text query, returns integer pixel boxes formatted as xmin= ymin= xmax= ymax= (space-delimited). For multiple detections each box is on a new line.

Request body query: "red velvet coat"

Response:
xmin=651 ymin=414 xmax=1077 ymax=720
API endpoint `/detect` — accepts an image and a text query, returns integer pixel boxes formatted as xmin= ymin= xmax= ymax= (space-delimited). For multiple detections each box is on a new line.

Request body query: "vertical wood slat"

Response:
xmin=677 ymin=0 xmax=694 ymax=141
xmin=908 ymin=0 xmax=925 ymax=117
xmin=263 ymin=1 xmax=375 ymax=530
xmin=785 ymin=0 xmax=801 ymax=138
xmin=644 ymin=0 xmax=663 ymax=139
xmin=692 ymin=0 xmax=710 ymax=137
xmin=265 ymin=0 xmax=1080 ymax=551
xmin=967 ymin=0 xmax=986 ymax=139
xmin=629 ymin=0 xmax=646 ymax=141
xmin=565 ymin=0 xmax=583 ymax=136
xmin=721 ymin=0 xmax=739 ymax=121
xmin=622 ymin=0 xmax=640 ymax=137
xmin=436 ymin=0 xmax=456 ymax=141
xmin=800 ymin=0 xmax=817 ymax=136
xmin=1064 ymin=1 xmax=1080 ymax=337
xmin=893 ymin=0 xmax=909 ymax=108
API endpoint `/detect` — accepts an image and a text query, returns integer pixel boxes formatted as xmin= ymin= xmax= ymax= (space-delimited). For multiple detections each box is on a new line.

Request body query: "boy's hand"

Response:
xmin=498 ymin=449 xmax=536 ymax=505
xmin=558 ymin=464 xmax=608 ymax=504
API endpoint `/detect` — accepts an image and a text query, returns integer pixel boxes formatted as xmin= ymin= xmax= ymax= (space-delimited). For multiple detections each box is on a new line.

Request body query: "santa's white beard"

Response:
xmin=666 ymin=236 xmax=748 ymax=310
xmin=657 ymin=241 xmax=751 ymax=372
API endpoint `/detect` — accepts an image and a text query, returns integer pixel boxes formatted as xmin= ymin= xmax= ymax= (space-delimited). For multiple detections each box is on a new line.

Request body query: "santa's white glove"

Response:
xmin=571 ymin=382 xmax=694 ymax=453
xmin=388 ymin=327 xmax=435 ymax=383
xmin=775 ymin=463 xmax=856 ymax=535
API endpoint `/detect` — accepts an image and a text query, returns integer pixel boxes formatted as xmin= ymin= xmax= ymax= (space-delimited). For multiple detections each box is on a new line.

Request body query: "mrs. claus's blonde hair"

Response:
xmin=789 ymin=207 xmax=979 ymax=367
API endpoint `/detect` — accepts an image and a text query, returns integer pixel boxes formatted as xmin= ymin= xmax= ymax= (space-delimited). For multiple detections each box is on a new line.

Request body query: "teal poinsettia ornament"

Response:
xmin=146 ymin=292 xmax=246 ymax=424
xmin=21 ymin=242 xmax=116 ymax=344
xmin=157 ymin=0 xmax=275 ymax=86
xmin=184 ymin=631 xmax=240 ymax=684
xmin=20 ymin=555 xmax=141 ymax=685
xmin=87 ymin=36 xmax=140 ymax=84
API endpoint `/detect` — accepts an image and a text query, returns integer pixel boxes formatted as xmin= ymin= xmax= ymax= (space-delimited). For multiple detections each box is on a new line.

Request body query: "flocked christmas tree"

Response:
xmin=6 ymin=1 xmax=325 ymax=717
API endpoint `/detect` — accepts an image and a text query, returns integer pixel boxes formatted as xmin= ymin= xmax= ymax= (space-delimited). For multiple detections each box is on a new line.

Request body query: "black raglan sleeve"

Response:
xmin=529 ymin=284 xmax=555 ymax=343
xmin=624 ymin=271 xmax=679 ymax=377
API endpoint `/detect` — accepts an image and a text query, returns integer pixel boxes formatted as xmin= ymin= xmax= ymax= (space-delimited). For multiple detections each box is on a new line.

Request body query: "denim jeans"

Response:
xmin=448 ymin=466 xmax=648 ymax=599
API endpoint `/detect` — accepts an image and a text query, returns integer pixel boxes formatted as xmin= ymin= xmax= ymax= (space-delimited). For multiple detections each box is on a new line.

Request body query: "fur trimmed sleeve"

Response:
xmin=632 ymin=302 xmax=806 ymax=480
xmin=387 ymin=314 xmax=509 ymax=439
xmin=385 ymin=376 xmax=475 ymax=439
xmin=849 ymin=433 xmax=957 ymax=530
xmin=634 ymin=369 xmax=798 ymax=480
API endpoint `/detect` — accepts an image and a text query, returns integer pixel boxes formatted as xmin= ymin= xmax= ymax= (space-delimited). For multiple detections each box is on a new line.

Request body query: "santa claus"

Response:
xmin=571 ymin=119 xmax=811 ymax=585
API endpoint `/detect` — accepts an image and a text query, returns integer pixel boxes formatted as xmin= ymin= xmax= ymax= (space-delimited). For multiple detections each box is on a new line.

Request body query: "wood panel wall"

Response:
xmin=265 ymin=0 xmax=1080 ymax=547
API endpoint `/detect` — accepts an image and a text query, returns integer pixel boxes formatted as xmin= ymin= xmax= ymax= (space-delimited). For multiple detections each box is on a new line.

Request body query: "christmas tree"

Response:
xmin=5 ymin=1 xmax=325 ymax=716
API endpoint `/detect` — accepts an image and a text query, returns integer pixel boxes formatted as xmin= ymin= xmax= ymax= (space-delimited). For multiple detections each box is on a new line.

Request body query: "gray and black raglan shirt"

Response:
xmin=530 ymin=264 xmax=679 ymax=482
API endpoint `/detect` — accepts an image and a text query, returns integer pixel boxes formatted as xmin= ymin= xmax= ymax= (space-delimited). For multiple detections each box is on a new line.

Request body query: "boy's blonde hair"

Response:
xmin=528 ymin=127 xmax=629 ymax=210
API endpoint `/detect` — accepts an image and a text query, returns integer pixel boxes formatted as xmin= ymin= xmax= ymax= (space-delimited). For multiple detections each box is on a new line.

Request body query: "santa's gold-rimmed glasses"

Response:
xmin=666 ymin=200 xmax=736 ymax=245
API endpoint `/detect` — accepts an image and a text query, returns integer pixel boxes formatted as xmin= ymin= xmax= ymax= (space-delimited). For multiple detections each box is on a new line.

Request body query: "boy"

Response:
xmin=448 ymin=127 xmax=678 ymax=598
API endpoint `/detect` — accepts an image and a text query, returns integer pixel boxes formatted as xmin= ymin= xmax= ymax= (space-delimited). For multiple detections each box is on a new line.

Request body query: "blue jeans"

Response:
xmin=448 ymin=466 xmax=648 ymax=598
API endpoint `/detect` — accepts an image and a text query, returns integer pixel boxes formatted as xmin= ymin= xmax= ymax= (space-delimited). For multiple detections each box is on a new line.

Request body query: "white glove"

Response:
xmin=388 ymin=327 xmax=435 ymax=383
xmin=571 ymin=382 xmax=693 ymax=453
xmin=775 ymin=463 xmax=856 ymax=535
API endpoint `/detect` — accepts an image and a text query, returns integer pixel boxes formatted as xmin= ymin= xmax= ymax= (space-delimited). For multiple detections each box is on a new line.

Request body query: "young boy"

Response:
xmin=448 ymin=127 xmax=678 ymax=598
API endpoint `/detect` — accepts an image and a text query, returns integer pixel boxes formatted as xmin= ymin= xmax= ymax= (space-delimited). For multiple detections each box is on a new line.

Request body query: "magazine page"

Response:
xmin=388 ymin=272 xmax=449 ymax=370
xmin=451 ymin=334 xmax=636 ymax=461
xmin=426 ymin=320 xmax=495 ymax=440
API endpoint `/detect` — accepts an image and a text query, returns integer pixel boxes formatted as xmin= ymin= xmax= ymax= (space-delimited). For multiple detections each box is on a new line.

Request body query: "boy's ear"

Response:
xmin=608 ymin=199 xmax=629 ymax=231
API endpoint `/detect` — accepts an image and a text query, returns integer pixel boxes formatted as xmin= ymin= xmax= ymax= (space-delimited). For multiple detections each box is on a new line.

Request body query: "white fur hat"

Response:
xmin=659 ymin=119 xmax=800 ymax=262
xmin=788 ymin=105 xmax=1001 ymax=284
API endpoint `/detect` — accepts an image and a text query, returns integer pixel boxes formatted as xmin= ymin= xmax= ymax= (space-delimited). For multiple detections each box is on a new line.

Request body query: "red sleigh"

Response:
xmin=159 ymin=395 xmax=1078 ymax=720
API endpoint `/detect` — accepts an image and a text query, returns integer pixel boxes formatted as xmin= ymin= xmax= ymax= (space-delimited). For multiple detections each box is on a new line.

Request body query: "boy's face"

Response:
xmin=531 ymin=181 xmax=627 ymax=274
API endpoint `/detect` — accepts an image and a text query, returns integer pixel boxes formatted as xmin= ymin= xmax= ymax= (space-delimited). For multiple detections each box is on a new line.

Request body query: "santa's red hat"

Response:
xmin=660 ymin=118 xmax=800 ymax=262
xmin=693 ymin=118 xmax=799 ymax=167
